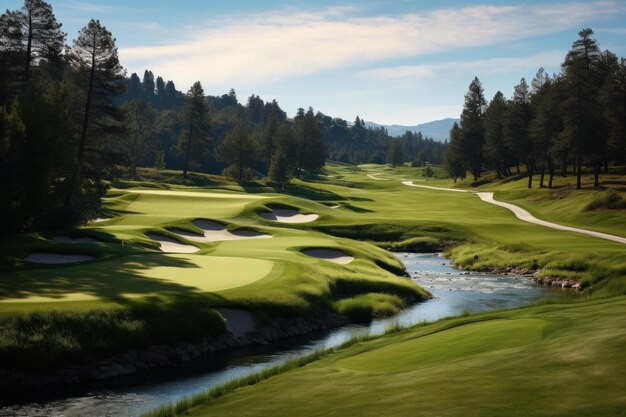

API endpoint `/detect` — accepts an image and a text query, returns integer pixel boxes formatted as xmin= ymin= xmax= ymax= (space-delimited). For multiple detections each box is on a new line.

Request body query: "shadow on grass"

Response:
xmin=242 ymin=183 xmax=348 ymax=202
xmin=0 ymin=254 xmax=213 ymax=304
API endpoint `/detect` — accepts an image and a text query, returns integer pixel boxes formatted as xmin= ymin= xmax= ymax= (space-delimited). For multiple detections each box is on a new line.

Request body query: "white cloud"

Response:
xmin=598 ymin=27 xmax=626 ymax=34
xmin=358 ymin=51 xmax=566 ymax=81
xmin=118 ymin=1 xmax=620 ymax=90
xmin=64 ymin=1 xmax=140 ymax=14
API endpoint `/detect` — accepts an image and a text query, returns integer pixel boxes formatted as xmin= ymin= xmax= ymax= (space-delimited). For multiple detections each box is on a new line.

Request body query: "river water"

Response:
xmin=1 ymin=253 xmax=564 ymax=417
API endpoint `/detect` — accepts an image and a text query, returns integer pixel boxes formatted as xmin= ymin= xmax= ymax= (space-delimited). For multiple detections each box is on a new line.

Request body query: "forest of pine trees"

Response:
xmin=445 ymin=29 xmax=626 ymax=188
xmin=0 ymin=0 xmax=445 ymax=235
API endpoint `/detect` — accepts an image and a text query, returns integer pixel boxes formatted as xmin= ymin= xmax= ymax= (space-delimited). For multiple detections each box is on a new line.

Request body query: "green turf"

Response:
xmin=1 ymin=162 xmax=625 ymax=373
xmin=159 ymin=297 xmax=626 ymax=417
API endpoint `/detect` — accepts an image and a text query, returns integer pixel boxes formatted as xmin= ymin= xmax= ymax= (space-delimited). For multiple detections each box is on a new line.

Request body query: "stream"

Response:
xmin=1 ymin=253 xmax=565 ymax=417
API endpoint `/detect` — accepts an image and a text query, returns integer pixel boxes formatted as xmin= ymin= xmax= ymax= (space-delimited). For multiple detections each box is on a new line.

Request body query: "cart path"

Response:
xmin=401 ymin=181 xmax=626 ymax=245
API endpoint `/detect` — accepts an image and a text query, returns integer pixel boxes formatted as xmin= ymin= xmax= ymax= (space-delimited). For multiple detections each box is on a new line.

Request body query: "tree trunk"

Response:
xmin=239 ymin=142 xmax=244 ymax=180
xmin=548 ymin=159 xmax=554 ymax=189
xmin=516 ymin=164 xmax=520 ymax=175
xmin=25 ymin=12 xmax=32 ymax=81
xmin=539 ymin=160 xmax=545 ymax=188
xmin=183 ymin=98 xmax=197 ymax=181
xmin=562 ymin=152 xmax=567 ymax=177
xmin=64 ymin=41 xmax=96 ymax=207
xmin=527 ymin=161 xmax=533 ymax=189
xmin=593 ymin=161 xmax=600 ymax=188
xmin=576 ymin=157 xmax=582 ymax=190
xmin=265 ymin=133 xmax=273 ymax=176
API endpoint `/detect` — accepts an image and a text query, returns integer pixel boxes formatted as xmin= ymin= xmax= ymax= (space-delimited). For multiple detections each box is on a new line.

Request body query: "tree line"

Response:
xmin=115 ymin=76 xmax=448 ymax=180
xmin=1 ymin=0 xmax=125 ymax=233
xmin=0 ymin=0 xmax=445 ymax=235
xmin=444 ymin=29 xmax=626 ymax=189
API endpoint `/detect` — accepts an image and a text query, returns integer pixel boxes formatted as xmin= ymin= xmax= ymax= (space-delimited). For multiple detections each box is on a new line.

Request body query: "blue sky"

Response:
xmin=9 ymin=0 xmax=626 ymax=124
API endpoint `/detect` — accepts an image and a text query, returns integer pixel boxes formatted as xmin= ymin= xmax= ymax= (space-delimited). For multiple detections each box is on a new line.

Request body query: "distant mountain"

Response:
xmin=365 ymin=118 xmax=459 ymax=141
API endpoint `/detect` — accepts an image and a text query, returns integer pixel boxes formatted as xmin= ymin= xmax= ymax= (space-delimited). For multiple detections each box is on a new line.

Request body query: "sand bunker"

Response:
xmin=24 ymin=253 xmax=95 ymax=264
xmin=302 ymin=248 xmax=354 ymax=264
xmin=173 ymin=220 xmax=271 ymax=243
xmin=260 ymin=209 xmax=319 ymax=223
xmin=53 ymin=236 xmax=99 ymax=244
xmin=147 ymin=234 xmax=199 ymax=253
xmin=90 ymin=218 xmax=110 ymax=223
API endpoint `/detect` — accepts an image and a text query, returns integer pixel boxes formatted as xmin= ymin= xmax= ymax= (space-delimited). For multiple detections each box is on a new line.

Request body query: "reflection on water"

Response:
xmin=1 ymin=253 xmax=565 ymax=417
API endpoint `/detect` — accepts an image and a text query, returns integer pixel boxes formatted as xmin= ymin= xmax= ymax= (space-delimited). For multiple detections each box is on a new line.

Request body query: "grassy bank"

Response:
xmin=147 ymin=296 xmax=626 ymax=417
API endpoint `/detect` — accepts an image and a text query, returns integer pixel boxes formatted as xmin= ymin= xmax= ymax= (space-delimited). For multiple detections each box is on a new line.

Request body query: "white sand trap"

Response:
xmin=217 ymin=308 xmax=256 ymax=338
xmin=260 ymin=209 xmax=319 ymax=223
xmin=90 ymin=218 xmax=110 ymax=223
xmin=24 ymin=253 xmax=95 ymax=264
xmin=302 ymin=249 xmax=354 ymax=264
xmin=53 ymin=236 xmax=99 ymax=244
xmin=147 ymin=234 xmax=199 ymax=253
xmin=173 ymin=220 xmax=271 ymax=243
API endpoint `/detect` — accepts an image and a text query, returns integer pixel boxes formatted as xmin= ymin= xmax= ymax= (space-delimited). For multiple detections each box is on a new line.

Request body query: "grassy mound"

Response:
xmin=146 ymin=297 xmax=626 ymax=417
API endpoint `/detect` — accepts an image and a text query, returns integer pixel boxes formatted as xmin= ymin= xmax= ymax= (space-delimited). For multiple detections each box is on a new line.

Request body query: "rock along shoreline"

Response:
xmin=483 ymin=266 xmax=581 ymax=289
xmin=0 ymin=312 xmax=349 ymax=397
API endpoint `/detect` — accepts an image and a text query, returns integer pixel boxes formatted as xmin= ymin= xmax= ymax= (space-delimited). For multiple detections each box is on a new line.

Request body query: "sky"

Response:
xmin=6 ymin=0 xmax=626 ymax=125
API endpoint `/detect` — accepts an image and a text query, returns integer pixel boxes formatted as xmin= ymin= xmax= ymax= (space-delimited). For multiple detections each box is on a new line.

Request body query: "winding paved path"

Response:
xmin=401 ymin=181 xmax=626 ymax=245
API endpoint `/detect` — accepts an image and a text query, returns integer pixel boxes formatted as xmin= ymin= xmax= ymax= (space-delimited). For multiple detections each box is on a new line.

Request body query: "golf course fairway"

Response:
xmin=164 ymin=297 xmax=626 ymax=417
xmin=1 ymin=163 xmax=625 ymax=417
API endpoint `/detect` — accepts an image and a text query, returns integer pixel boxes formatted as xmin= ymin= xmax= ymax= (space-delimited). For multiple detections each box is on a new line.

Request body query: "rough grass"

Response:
xmin=584 ymin=188 xmax=626 ymax=211
xmin=0 ymin=299 xmax=226 ymax=371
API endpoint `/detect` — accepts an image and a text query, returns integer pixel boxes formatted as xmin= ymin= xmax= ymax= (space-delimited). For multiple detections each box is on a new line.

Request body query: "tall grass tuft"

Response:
xmin=0 ymin=300 xmax=226 ymax=371
xmin=139 ymin=350 xmax=328 ymax=417
xmin=584 ymin=189 xmax=626 ymax=211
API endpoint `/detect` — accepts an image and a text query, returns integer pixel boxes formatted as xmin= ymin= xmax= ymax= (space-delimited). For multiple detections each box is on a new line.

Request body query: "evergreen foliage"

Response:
xmin=444 ymin=29 xmax=625 ymax=190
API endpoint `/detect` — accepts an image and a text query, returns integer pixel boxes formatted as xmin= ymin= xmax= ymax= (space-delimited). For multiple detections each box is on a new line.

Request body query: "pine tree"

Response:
xmin=122 ymin=99 xmax=156 ymax=179
xmin=125 ymin=72 xmax=142 ymax=100
xmin=600 ymin=58 xmax=626 ymax=166
xmin=529 ymin=73 xmax=563 ymax=188
xmin=142 ymin=69 xmax=155 ymax=96
xmin=459 ymin=77 xmax=486 ymax=181
xmin=504 ymin=78 xmax=534 ymax=187
xmin=156 ymin=76 xmax=165 ymax=96
xmin=293 ymin=107 xmax=327 ymax=177
xmin=444 ymin=122 xmax=466 ymax=182
xmin=216 ymin=119 xmax=257 ymax=180
xmin=0 ymin=0 xmax=64 ymax=102
xmin=259 ymin=103 xmax=279 ymax=174
xmin=153 ymin=150 xmax=165 ymax=182
xmin=483 ymin=91 xmax=509 ymax=179
xmin=268 ymin=146 xmax=290 ymax=188
xmin=65 ymin=19 xmax=125 ymax=206
xmin=386 ymin=140 xmax=403 ymax=167
xmin=561 ymin=28 xmax=602 ymax=189
xmin=7 ymin=0 xmax=65 ymax=81
xmin=179 ymin=81 xmax=210 ymax=180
